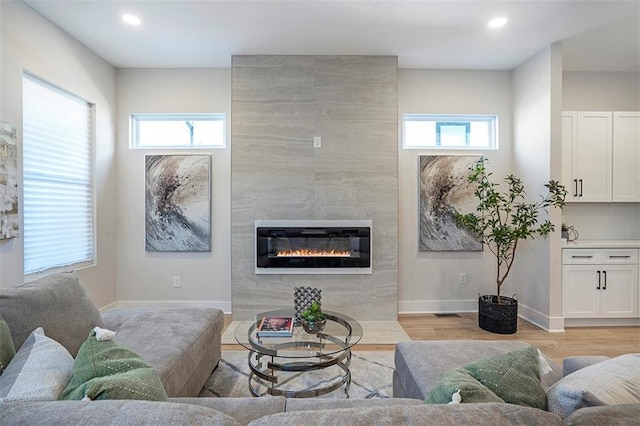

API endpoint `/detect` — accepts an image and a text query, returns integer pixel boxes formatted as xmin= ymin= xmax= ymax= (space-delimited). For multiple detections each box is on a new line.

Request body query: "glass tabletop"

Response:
xmin=234 ymin=308 xmax=363 ymax=358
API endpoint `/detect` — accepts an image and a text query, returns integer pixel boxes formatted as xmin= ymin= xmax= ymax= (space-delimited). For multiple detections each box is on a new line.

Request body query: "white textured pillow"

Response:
xmin=0 ymin=327 xmax=74 ymax=402
xmin=546 ymin=353 xmax=640 ymax=419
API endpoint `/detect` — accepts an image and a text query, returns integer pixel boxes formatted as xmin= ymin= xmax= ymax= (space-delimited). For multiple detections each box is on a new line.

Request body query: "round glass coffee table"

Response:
xmin=234 ymin=308 xmax=363 ymax=398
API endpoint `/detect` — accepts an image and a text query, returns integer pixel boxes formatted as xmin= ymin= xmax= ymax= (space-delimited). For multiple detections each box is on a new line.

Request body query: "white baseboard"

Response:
xmin=517 ymin=303 xmax=565 ymax=332
xmin=103 ymin=300 xmax=232 ymax=314
xmin=399 ymin=299 xmax=566 ymax=333
xmin=565 ymin=318 xmax=640 ymax=327
xmin=398 ymin=299 xmax=477 ymax=314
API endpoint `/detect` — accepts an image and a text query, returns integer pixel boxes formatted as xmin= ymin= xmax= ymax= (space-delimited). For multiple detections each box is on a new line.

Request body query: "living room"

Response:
xmin=2 ymin=0 xmax=639 ymax=330
xmin=1 ymin=0 xmax=639 ymax=423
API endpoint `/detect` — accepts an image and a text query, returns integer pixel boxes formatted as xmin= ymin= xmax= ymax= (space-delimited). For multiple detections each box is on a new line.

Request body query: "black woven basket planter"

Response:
xmin=478 ymin=295 xmax=518 ymax=334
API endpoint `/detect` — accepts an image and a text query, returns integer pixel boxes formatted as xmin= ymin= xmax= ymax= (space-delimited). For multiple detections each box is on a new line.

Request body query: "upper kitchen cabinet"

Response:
xmin=562 ymin=111 xmax=640 ymax=202
xmin=612 ymin=112 xmax=640 ymax=202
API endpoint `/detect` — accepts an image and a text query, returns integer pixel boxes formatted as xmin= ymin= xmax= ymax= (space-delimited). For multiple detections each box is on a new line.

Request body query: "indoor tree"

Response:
xmin=456 ymin=157 xmax=567 ymax=303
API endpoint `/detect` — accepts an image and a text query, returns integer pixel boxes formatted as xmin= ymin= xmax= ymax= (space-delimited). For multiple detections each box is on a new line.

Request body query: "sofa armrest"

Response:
xmin=562 ymin=356 xmax=610 ymax=377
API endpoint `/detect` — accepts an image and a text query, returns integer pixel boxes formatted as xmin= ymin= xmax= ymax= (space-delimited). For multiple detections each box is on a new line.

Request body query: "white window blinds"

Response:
xmin=22 ymin=74 xmax=94 ymax=275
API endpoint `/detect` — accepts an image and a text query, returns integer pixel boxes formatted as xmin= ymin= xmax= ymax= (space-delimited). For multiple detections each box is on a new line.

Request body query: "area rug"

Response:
xmin=199 ymin=350 xmax=395 ymax=400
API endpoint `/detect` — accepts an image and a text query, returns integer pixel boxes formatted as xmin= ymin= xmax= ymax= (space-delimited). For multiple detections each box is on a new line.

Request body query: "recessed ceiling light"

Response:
xmin=122 ymin=14 xmax=141 ymax=26
xmin=488 ymin=16 xmax=508 ymax=29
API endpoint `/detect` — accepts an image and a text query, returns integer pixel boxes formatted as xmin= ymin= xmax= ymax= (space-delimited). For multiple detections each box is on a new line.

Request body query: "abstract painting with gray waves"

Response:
xmin=145 ymin=155 xmax=211 ymax=251
xmin=419 ymin=155 xmax=481 ymax=251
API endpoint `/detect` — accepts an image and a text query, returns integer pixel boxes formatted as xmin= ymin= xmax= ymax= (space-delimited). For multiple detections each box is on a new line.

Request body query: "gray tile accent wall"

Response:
xmin=231 ymin=55 xmax=398 ymax=320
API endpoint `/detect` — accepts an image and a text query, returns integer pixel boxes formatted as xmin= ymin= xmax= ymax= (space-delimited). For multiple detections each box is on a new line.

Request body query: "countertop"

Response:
xmin=562 ymin=240 xmax=640 ymax=249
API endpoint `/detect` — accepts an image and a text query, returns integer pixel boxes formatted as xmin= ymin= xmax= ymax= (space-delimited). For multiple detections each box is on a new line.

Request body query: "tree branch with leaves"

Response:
xmin=455 ymin=157 xmax=567 ymax=302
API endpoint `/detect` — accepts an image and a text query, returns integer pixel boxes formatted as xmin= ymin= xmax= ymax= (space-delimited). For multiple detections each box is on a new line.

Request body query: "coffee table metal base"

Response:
xmin=247 ymin=348 xmax=352 ymax=398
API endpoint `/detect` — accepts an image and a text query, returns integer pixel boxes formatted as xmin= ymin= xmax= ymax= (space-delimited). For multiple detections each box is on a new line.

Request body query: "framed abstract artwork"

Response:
xmin=418 ymin=155 xmax=482 ymax=251
xmin=145 ymin=155 xmax=211 ymax=252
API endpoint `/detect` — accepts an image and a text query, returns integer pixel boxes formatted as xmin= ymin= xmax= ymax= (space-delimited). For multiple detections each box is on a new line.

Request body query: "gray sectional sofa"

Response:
xmin=1 ymin=273 xmax=638 ymax=425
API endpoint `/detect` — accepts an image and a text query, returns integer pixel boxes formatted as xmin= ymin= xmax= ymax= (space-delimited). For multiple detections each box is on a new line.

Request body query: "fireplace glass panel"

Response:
xmin=256 ymin=226 xmax=370 ymax=269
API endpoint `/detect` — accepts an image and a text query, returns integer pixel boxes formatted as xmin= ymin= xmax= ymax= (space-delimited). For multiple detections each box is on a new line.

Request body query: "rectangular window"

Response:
xmin=403 ymin=114 xmax=497 ymax=149
xmin=131 ymin=113 xmax=226 ymax=149
xmin=23 ymin=74 xmax=94 ymax=275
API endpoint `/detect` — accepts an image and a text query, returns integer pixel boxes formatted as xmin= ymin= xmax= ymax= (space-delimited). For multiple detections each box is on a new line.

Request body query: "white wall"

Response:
xmin=0 ymin=0 xmax=117 ymax=308
xmin=563 ymin=72 xmax=640 ymax=111
xmin=115 ymin=69 xmax=231 ymax=312
xmin=397 ymin=70 xmax=513 ymax=313
xmin=511 ymin=45 xmax=565 ymax=331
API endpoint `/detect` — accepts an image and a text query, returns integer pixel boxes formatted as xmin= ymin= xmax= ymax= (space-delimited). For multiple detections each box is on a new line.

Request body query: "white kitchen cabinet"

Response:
xmin=562 ymin=111 xmax=640 ymax=203
xmin=562 ymin=249 xmax=639 ymax=318
xmin=612 ymin=112 xmax=640 ymax=202
xmin=562 ymin=111 xmax=612 ymax=202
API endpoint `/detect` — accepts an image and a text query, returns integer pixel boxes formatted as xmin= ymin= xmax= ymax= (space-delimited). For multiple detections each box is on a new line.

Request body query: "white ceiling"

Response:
xmin=23 ymin=0 xmax=640 ymax=71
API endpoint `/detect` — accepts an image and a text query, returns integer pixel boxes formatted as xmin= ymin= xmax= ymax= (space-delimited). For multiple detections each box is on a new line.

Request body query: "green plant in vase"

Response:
xmin=300 ymin=302 xmax=327 ymax=334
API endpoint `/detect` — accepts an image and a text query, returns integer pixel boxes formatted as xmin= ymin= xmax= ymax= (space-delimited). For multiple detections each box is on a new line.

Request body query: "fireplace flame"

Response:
xmin=277 ymin=249 xmax=351 ymax=257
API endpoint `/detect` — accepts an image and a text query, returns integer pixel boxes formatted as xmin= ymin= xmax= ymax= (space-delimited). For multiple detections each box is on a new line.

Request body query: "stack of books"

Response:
xmin=256 ymin=316 xmax=294 ymax=337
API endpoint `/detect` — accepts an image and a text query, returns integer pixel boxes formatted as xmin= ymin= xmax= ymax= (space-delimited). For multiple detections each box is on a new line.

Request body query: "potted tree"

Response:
xmin=455 ymin=157 xmax=567 ymax=334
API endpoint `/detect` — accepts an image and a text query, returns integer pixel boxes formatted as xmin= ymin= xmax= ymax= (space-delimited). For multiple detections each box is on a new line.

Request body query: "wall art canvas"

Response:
xmin=0 ymin=120 xmax=18 ymax=239
xmin=145 ymin=155 xmax=211 ymax=251
xmin=419 ymin=155 xmax=482 ymax=251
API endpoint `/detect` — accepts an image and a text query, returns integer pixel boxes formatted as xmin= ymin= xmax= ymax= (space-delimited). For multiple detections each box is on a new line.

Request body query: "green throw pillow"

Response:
xmin=425 ymin=367 xmax=505 ymax=404
xmin=0 ymin=314 xmax=16 ymax=375
xmin=463 ymin=345 xmax=546 ymax=410
xmin=60 ymin=329 xmax=167 ymax=401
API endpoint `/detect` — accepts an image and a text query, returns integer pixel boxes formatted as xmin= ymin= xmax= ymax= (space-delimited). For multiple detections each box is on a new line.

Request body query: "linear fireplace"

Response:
xmin=255 ymin=220 xmax=372 ymax=274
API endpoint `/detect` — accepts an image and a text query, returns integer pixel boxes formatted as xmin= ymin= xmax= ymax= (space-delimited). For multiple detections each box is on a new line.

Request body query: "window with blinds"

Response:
xmin=22 ymin=74 xmax=95 ymax=275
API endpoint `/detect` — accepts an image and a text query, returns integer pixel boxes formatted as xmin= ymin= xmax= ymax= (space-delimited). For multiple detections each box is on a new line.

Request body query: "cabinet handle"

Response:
xmin=609 ymin=255 xmax=631 ymax=259
xmin=573 ymin=179 xmax=578 ymax=197
xmin=571 ymin=255 xmax=593 ymax=259
xmin=596 ymin=270 xmax=601 ymax=290
xmin=579 ymin=179 xmax=583 ymax=197
xmin=602 ymin=270 xmax=606 ymax=290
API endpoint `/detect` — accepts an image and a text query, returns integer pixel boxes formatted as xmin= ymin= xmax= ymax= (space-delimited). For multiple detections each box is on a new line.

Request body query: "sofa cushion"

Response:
xmin=0 ymin=314 xmax=16 ymax=375
xmin=1 ymin=400 xmax=242 ymax=425
xmin=563 ymin=403 xmax=640 ymax=426
xmin=425 ymin=367 xmax=504 ymax=404
xmin=247 ymin=403 xmax=564 ymax=426
xmin=462 ymin=345 xmax=547 ymax=410
xmin=0 ymin=272 xmax=104 ymax=356
xmin=60 ymin=328 xmax=168 ymax=401
xmin=562 ymin=355 xmax=610 ymax=377
xmin=102 ymin=307 xmax=223 ymax=397
xmin=0 ymin=327 xmax=74 ymax=402
xmin=547 ymin=353 xmax=640 ymax=419
xmin=393 ymin=340 xmax=534 ymax=399
xmin=174 ymin=396 xmax=287 ymax=425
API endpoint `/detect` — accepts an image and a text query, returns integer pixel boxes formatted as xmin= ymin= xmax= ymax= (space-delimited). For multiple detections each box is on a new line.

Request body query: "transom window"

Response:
xmin=403 ymin=114 xmax=497 ymax=149
xmin=131 ymin=113 xmax=226 ymax=149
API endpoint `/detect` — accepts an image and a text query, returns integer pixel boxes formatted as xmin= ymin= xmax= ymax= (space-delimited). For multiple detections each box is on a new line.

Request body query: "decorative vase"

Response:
xmin=301 ymin=318 xmax=326 ymax=334
xmin=478 ymin=294 xmax=518 ymax=334
xmin=294 ymin=286 xmax=322 ymax=325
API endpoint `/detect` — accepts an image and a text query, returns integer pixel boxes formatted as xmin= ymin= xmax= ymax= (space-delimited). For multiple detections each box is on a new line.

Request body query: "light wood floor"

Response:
xmin=223 ymin=314 xmax=639 ymax=363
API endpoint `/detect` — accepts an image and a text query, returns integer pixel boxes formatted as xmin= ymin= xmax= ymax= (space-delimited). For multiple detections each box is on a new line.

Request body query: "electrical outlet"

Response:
xmin=313 ymin=136 xmax=321 ymax=148
xmin=459 ymin=272 xmax=467 ymax=284
xmin=173 ymin=276 xmax=181 ymax=288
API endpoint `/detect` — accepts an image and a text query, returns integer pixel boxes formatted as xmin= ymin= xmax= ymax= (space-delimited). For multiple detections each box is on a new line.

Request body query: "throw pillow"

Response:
xmin=60 ymin=328 xmax=168 ymax=401
xmin=0 ymin=327 xmax=74 ymax=402
xmin=463 ymin=345 xmax=547 ymax=410
xmin=547 ymin=353 xmax=640 ymax=419
xmin=0 ymin=314 xmax=16 ymax=375
xmin=425 ymin=367 xmax=505 ymax=404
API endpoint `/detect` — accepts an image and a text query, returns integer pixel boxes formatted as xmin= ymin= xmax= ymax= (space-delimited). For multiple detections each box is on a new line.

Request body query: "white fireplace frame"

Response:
xmin=255 ymin=220 xmax=373 ymax=275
